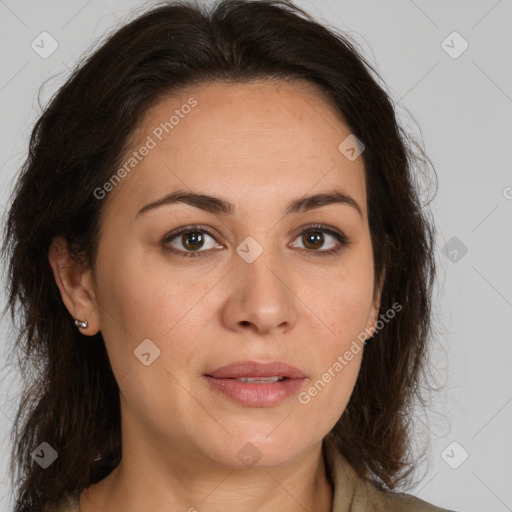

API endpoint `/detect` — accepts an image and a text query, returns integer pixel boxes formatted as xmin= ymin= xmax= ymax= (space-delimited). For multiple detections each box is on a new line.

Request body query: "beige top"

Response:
xmin=44 ymin=440 xmax=456 ymax=512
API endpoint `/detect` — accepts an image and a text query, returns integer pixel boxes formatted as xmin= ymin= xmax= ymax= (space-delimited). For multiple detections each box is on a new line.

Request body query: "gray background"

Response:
xmin=0 ymin=0 xmax=511 ymax=511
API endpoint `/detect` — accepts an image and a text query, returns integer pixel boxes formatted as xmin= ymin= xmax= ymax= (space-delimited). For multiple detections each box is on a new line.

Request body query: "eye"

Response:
xmin=163 ymin=225 xmax=221 ymax=258
xmin=162 ymin=223 xmax=349 ymax=258
xmin=289 ymin=224 xmax=349 ymax=257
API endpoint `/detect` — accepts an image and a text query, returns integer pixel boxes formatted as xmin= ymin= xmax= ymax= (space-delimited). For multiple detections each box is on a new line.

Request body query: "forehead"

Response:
xmin=106 ymin=79 xmax=367 ymax=218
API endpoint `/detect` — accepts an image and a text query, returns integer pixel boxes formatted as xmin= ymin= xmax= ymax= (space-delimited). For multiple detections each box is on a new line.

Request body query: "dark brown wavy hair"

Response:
xmin=1 ymin=0 xmax=437 ymax=510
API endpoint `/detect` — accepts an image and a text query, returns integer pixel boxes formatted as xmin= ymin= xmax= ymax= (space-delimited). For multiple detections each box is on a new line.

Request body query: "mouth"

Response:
xmin=205 ymin=360 xmax=306 ymax=380
xmin=232 ymin=376 xmax=287 ymax=383
xmin=203 ymin=361 xmax=306 ymax=407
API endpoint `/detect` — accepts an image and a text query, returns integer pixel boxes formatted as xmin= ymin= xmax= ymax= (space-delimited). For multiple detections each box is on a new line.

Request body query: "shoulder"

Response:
xmin=323 ymin=438 xmax=458 ymax=512
xmin=366 ymin=486 xmax=458 ymax=512
xmin=42 ymin=493 xmax=80 ymax=512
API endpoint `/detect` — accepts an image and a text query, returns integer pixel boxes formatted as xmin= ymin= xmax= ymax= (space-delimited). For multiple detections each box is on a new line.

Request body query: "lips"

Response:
xmin=205 ymin=360 xmax=306 ymax=379
xmin=204 ymin=361 xmax=306 ymax=407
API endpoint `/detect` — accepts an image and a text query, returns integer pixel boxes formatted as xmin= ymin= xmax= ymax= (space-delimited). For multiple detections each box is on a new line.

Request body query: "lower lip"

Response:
xmin=203 ymin=376 xmax=304 ymax=407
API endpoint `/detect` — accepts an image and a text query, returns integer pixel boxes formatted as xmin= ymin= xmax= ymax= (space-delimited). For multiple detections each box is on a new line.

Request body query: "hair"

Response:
xmin=1 ymin=0 xmax=437 ymax=510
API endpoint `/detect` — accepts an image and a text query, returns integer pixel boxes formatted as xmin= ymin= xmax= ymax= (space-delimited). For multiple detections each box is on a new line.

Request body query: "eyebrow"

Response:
xmin=136 ymin=188 xmax=363 ymax=218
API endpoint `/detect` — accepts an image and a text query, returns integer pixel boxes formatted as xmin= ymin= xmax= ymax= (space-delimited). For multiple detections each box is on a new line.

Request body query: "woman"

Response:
xmin=2 ymin=0 xmax=454 ymax=510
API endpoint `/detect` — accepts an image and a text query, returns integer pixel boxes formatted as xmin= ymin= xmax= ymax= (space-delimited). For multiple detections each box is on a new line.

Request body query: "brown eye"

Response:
xmin=163 ymin=224 xmax=348 ymax=259
xmin=301 ymin=231 xmax=325 ymax=250
xmin=180 ymin=231 xmax=206 ymax=251
xmin=290 ymin=225 xmax=348 ymax=256
xmin=163 ymin=226 xmax=222 ymax=257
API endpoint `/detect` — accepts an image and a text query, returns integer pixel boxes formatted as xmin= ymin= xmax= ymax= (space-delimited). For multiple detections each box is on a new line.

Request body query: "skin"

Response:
xmin=49 ymin=79 xmax=382 ymax=512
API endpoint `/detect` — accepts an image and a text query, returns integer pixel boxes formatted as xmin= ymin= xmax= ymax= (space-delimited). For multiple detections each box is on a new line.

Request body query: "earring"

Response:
xmin=74 ymin=319 xmax=88 ymax=329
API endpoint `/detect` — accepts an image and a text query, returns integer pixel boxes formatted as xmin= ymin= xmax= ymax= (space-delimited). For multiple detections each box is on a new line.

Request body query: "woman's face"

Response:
xmin=87 ymin=79 xmax=380 ymax=468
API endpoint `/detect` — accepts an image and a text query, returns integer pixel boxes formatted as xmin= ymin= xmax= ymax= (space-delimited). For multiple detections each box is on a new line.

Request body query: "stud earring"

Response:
xmin=74 ymin=319 xmax=88 ymax=329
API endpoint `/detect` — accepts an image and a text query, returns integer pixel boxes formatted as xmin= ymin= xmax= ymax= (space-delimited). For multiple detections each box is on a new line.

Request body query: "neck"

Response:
xmin=81 ymin=435 xmax=333 ymax=512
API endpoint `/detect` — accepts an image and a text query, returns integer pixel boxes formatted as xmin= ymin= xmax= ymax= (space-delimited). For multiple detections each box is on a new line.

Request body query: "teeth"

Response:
xmin=235 ymin=376 xmax=285 ymax=383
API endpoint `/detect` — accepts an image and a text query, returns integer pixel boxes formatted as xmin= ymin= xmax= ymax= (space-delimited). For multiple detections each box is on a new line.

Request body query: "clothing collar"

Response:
xmin=322 ymin=436 xmax=383 ymax=511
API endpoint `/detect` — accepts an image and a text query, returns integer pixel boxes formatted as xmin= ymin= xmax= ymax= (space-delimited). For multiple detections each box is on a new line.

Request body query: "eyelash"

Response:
xmin=162 ymin=223 xmax=350 ymax=259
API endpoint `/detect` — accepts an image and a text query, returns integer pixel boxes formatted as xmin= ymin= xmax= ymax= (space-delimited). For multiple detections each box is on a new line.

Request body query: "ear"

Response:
xmin=48 ymin=236 xmax=100 ymax=336
xmin=365 ymin=266 xmax=386 ymax=338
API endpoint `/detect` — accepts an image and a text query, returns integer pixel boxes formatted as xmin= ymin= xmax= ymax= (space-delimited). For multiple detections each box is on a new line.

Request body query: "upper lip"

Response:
xmin=205 ymin=361 xmax=306 ymax=379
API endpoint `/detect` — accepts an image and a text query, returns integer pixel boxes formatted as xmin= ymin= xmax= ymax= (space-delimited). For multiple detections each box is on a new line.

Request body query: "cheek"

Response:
xmin=95 ymin=240 xmax=200 ymax=336
xmin=314 ymin=255 xmax=376 ymax=344
xmin=92 ymin=249 xmax=204 ymax=429
xmin=326 ymin=281 xmax=374 ymax=340
xmin=93 ymin=243 xmax=213 ymax=383
xmin=297 ymin=246 xmax=374 ymax=415
xmin=296 ymin=335 xmax=363 ymax=439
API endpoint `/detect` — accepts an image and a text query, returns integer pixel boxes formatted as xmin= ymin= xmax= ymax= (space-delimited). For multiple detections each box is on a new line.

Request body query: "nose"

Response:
xmin=221 ymin=244 xmax=298 ymax=336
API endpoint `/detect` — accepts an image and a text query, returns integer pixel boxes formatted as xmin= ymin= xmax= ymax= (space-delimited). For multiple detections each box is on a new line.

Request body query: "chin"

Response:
xmin=200 ymin=427 xmax=316 ymax=469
